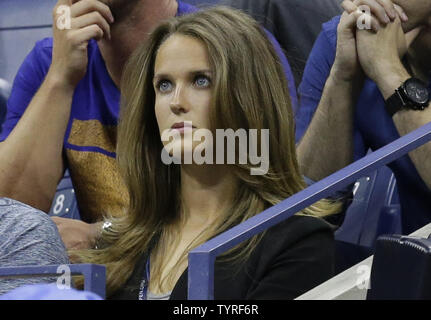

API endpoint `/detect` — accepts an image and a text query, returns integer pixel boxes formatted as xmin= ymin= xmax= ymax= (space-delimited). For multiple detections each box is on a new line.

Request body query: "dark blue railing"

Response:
xmin=0 ymin=264 xmax=106 ymax=299
xmin=187 ymin=121 xmax=431 ymax=299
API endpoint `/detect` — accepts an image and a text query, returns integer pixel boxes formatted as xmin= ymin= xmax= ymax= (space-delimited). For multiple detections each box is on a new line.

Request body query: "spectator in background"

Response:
xmin=0 ymin=78 xmax=10 ymax=135
xmin=296 ymin=0 xmax=431 ymax=234
xmin=0 ymin=95 xmax=6 ymax=135
xmin=0 ymin=198 xmax=69 ymax=296
xmin=220 ymin=0 xmax=343 ymax=90
xmin=0 ymin=0 xmax=296 ymax=250
xmin=73 ymin=7 xmax=340 ymax=300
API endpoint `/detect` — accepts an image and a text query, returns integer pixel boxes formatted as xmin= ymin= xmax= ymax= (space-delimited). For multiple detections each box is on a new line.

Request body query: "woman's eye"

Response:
xmin=158 ymin=80 xmax=172 ymax=92
xmin=195 ymin=75 xmax=211 ymax=88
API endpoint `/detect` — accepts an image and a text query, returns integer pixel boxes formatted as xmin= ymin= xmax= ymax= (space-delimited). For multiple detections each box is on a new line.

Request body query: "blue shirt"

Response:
xmin=296 ymin=15 xmax=431 ymax=234
xmin=0 ymin=1 xmax=297 ymax=223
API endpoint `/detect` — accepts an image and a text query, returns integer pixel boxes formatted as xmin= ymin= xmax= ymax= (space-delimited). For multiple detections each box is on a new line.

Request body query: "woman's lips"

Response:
xmin=170 ymin=122 xmax=196 ymax=133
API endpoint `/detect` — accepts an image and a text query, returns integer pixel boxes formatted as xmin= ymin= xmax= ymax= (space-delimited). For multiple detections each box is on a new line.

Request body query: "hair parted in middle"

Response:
xmin=72 ymin=6 xmax=341 ymax=296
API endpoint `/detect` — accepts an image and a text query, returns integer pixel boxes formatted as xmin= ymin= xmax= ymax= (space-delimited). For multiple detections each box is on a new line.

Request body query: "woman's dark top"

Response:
xmin=110 ymin=215 xmax=335 ymax=300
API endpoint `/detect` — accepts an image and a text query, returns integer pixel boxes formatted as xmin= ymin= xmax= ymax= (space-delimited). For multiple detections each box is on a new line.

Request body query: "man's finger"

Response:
xmin=72 ymin=11 xmax=111 ymax=40
xmin=375 ymin=0 xmax=397 ymax=19
xmin=341 ymin=10 xmax=366 ymax=31
xmin=393 ymin=4 xmax=409 ymax=22
xmin=71 ymin=0 xmax=114 ymax=23
xmin=53 ymin=0 xmax=71 ymax=18
xmin=342 ymin=10 xmax=380 ymax=33
xmin=342 ymin=0 xmax=358 ymax=14
xmin=353 ymin=0 xmax=390 ymax=24
xmin=69 ymin=24 xmax=105 ymax=44
xmin=342 ymin=0 xmax=380 ymax=32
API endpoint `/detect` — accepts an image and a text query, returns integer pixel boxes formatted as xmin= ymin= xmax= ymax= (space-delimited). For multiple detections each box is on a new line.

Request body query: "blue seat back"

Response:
xmin=48 ymin=170 xmax=81 ymax=220
xmin=335 ymin=165 xmax=402 ymax=248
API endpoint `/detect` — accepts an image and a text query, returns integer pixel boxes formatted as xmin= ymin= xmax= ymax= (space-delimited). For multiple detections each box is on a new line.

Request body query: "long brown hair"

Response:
xmin=73 ymin=6 xmax=340 ymax=296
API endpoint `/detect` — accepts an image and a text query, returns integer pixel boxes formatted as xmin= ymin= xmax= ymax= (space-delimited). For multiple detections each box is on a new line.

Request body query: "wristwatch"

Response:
xmin=385 ymin=78 xmax=430 ymax=117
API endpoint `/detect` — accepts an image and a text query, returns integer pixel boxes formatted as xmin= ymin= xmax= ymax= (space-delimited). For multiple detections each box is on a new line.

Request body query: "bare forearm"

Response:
xmin=393 ymin=108 xmax=431 ymax=190
xmin=375 ymin=64 xmax=431 ymax=190
xmin=297 ymin=72 xmax=359 ymax=181
xmin=0 ymin=72 xmax=75 ymax=211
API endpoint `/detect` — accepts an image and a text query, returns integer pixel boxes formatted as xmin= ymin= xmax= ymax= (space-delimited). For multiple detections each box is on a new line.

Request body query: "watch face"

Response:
xmin=404 ymin=78 xmax=430 ymax=106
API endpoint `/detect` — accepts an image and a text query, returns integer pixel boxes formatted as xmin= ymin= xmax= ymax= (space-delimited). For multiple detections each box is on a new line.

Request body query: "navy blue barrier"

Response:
xmin=0 ymin=264 xmax=106 ymax=299
xmin=187 ymin=121 xmax=431 ymax=299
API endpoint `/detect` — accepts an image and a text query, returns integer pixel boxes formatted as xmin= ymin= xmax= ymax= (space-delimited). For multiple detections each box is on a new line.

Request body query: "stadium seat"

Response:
xmin=336 ymin=165 xmax=402 ymax=245
xmin=367 ymin=234 xmax=431 ymax=299
xmin=334 ymin=165 xmax=402 ymax=273
xmin=296 ymin=223 xmax=431 ymax=300
xmin=48 ymin=170 xmax=81 ymax=220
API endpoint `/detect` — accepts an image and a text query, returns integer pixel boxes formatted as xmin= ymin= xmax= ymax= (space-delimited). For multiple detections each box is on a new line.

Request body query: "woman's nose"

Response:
xmin=169 ymin=85 xmax=189 ymax=114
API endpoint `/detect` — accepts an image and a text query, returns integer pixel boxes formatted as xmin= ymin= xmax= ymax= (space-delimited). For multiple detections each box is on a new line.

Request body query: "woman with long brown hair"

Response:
xmin=74 ymin=6 xmax=340 ymax=300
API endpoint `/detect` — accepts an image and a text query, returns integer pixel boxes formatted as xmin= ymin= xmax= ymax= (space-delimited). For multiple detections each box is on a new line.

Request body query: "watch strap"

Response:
xmin=386 ymin=89 xmax=406 ymax=117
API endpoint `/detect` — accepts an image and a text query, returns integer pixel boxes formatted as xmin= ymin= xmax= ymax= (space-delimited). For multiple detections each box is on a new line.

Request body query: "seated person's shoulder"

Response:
xmin=0 ymin=198 xmax=68 ymax=264
xmin=0 ymin=198 xmax=59 ymax=237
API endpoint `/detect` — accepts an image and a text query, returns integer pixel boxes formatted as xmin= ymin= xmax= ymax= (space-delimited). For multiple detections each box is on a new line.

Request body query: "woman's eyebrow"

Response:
xmin=190 ymin=70 xmax=213 ymax=76
xmin=153 ymin=73 xmax=169 ymax=82
xmin=153 ymin=70 xmax=213 ymax=81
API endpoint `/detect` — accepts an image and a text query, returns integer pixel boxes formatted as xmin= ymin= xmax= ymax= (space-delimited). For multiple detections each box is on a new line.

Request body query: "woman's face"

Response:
xmin=153 ymin=34 xmax=214 ymax=161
